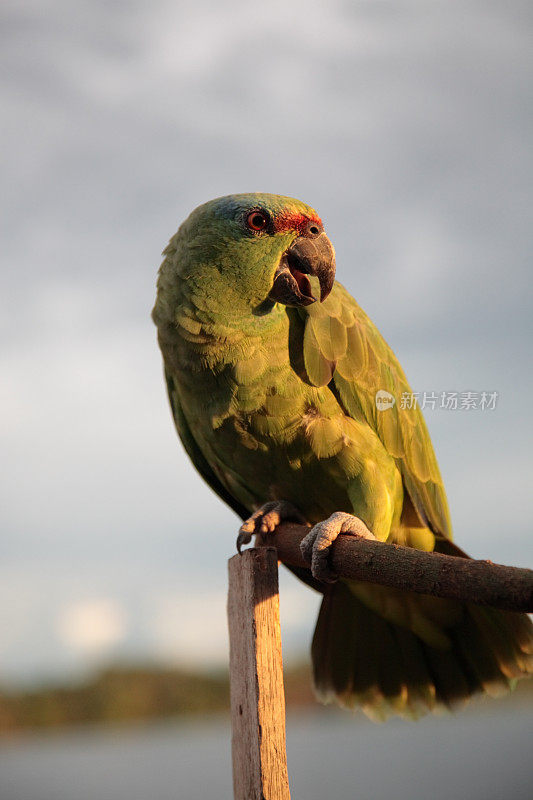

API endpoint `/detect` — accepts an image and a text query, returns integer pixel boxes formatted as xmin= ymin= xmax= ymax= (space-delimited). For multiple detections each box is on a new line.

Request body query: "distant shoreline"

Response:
xmin=1 ymin=662 xmax=532 ymax=737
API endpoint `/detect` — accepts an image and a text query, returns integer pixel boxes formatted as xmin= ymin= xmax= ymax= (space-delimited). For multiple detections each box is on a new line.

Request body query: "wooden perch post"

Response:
xmin=227 ymin=547 xmax=291 ymax=800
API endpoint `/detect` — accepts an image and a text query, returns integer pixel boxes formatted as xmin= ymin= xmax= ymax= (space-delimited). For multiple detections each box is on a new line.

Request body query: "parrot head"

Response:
xmin=174 ymin=193 xmax=336 ymax=311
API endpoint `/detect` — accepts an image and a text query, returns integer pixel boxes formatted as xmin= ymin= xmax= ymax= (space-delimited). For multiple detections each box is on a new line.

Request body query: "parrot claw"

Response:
xmin=237 ymin=501 xmax=307 ymax=553
xmin=236 ymin=530 xmax=252 ymax=554
xmin=300 ymin=512 xmax=376 ymax=583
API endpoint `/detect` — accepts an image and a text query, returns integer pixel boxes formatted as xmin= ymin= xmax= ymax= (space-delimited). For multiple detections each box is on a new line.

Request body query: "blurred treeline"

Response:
xmin=0 ymin=663 xmax=315 ymax=735
xmin=1 ymin=663 xmax=531 ymax=735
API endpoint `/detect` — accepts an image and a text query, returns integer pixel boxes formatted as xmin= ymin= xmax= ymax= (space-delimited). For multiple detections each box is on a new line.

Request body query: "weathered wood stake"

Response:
xmin=227 ymin=547 xmax=291 ymax=800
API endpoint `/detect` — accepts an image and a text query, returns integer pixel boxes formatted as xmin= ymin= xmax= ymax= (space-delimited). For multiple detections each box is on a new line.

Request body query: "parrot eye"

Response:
xmin=246 ymin=210 xmax=269 ymax=232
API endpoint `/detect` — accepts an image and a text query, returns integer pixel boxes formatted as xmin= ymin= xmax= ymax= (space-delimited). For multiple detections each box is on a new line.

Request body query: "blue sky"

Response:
xmin=1 ymin=0 xmax=532 ymax=684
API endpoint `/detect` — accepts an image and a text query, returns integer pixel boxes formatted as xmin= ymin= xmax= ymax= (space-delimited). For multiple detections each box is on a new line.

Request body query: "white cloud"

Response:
xmin=56 ymin=598 xmax=127 ymax=654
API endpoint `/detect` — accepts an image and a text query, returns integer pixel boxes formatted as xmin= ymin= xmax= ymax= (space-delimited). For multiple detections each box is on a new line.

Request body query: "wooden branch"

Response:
xmin=265 ymin=523 xmax=533 ymax=613
xmin=227 ymin=547 xmax=291 ymax=800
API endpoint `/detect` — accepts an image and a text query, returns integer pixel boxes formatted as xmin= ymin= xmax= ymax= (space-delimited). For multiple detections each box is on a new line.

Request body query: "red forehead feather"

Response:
xmin=273 ymin=211 xmax=322 ymax=234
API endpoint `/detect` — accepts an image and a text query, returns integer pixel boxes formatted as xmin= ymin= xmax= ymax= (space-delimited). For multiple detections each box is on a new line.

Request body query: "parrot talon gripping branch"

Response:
xmin=237 ymin=500 xmax=307 ymax=554
xmin=299 ymin=510 xmax=377 ymax=584
xmin=153 ymin=193 xmax=532 ymax=721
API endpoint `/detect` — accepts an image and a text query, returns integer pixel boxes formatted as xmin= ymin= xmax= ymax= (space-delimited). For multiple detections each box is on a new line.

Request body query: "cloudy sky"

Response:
xmin=1 ymin=0 xmax=532 ymax=685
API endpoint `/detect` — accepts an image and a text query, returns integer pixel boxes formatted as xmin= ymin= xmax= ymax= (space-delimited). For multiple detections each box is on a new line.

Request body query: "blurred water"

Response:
xmin=1 ymin=708 xmax=531 ymax=800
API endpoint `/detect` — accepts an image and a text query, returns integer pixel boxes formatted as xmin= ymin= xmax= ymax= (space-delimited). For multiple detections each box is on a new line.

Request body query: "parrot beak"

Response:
xmin=269 ymin=232 xmax=336 ymax=307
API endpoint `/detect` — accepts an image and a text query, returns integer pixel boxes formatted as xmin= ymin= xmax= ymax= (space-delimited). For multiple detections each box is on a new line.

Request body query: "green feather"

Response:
xmin=303 ymin=321 xmax=333 ymax=387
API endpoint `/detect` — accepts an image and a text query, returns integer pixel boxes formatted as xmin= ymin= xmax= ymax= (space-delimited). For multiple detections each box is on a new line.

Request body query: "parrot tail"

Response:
xmin=311 ymin=580 xmax=533 ymax=721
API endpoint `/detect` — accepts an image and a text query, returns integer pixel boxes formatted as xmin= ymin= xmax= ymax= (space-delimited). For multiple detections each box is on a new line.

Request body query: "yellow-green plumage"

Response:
xmin=153 ymin=193 xmax=533 ymax=720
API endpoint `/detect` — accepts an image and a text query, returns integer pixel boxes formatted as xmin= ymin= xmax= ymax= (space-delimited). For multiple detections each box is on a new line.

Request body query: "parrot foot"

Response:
xmin=237 ymin=501 xmax=307 ymax=554
xmin=300 ymin=512 xmax=376 ymax=583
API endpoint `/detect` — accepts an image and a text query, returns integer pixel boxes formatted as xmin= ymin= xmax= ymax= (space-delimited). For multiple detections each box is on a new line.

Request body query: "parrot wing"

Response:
xmin=298 ymin=284 xmax=533 ymax=716
xmin=298 ymin=282 xmax=452 ymax=541
xmin=164 ymin=370 xmax=249 ymax=520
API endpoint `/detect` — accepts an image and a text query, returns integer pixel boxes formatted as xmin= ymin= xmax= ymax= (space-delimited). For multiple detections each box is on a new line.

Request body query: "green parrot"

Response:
xmin=152 ymin=193 xmax=532 ymax=720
